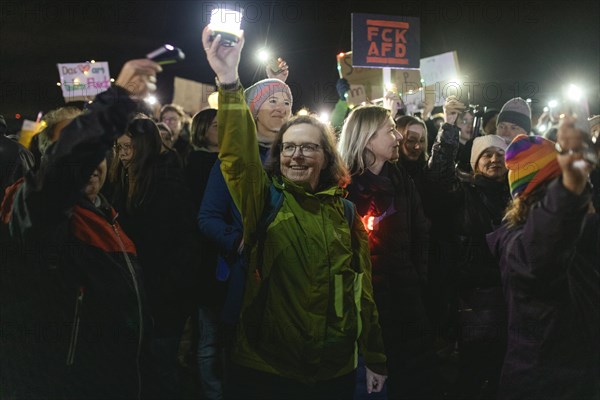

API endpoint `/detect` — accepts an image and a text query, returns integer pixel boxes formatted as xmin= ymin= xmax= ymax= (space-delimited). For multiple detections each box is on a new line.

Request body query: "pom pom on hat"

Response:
xmin=505 ymin=134 xmax=561 ymax=199
xmin=470 ymin=134 xmax=508 ymax=171
xmin=497 ymin=97 xmax=532 ymax=133
xmin=244 ymin=79 xmax=292 ymax=119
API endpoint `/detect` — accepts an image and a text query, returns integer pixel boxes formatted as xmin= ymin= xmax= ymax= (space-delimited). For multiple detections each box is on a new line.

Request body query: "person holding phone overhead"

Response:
xmin=202 ymin=26 xmax=387 ymax=399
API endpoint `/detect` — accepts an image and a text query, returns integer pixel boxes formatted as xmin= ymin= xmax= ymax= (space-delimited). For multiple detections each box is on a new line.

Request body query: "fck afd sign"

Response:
xmin=352 ymin=13 xmax=420 ymax=69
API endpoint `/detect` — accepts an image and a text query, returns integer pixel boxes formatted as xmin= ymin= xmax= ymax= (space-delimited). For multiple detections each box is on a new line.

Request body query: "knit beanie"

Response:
xmin=470 ymin=134 xmax=508 ymax=171
xmin=244 ymin=79 xmax=292 ymax=119
xmin=589 ymin=115 xmax=600 ymax=131
xmin=482 ymin=109 xmax=499 ymax=129
xmin=497 ymin=98 xmax=531 ymax=133
xmin=505 ymin=134 xmax=561 ymax=199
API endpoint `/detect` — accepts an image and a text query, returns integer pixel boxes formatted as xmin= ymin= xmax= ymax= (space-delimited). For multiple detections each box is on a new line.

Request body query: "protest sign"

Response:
xmin=420 ymin=51 xmax=460 ymax=86
xmin=57 ymin=61 xmax=111 ymax=102
xmin=173 ymin=77 xmax=216 ymax=114
xmin=337 ymin=51 xmax=423 ymax=108
xmin=351 ymin=13 xmax=420 ymax=69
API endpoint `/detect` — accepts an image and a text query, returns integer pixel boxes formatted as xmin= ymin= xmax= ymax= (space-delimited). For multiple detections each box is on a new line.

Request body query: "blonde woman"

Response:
xmin=338 ymin=105 xmax=439 ymax=399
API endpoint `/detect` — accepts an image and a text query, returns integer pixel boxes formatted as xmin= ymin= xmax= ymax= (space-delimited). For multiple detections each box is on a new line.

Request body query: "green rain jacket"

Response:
xmin=217 ymin=88 xmax=386 ymax=384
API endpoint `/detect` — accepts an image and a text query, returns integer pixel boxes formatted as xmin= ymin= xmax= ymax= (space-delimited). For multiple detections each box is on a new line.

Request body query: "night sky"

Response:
xmin=1 ymin=0 xmax=599 ymax=130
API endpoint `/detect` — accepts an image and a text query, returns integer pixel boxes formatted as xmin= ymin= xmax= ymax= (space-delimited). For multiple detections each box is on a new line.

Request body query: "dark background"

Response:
xmin=1 ymin=0 xmax=598 ymax=131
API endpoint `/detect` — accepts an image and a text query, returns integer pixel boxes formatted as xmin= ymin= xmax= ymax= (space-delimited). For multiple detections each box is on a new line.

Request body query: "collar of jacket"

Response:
xmin=77 ymin=194 xmax=117 ymax=224
xmin=275 ymin=175 xmax=343 ymax=198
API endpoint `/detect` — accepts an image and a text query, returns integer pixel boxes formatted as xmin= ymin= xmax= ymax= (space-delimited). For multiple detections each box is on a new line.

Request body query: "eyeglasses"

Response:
xmin=114 ymin=143 xmax=133 ymax=153
xmin=281 ymin=142 xmax=320 ymax=157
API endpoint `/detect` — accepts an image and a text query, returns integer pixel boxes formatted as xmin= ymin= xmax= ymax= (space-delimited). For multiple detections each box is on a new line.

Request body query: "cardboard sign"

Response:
xmin=172 ymin=77 xmax=216 ymax=114
xmin=420 ymin=51 xmax=460 ymax=86
xmin=351 ymin=13 xmax=420 ymax=69
xmin=57 ymin=61 xmax=111 ymax=102
xmin=337 ymin=51 xmax=423 ymax=107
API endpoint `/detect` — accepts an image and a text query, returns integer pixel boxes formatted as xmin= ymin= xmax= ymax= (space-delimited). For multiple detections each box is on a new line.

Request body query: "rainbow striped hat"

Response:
xmin=505 ymin=134 xmax=561 ymax=199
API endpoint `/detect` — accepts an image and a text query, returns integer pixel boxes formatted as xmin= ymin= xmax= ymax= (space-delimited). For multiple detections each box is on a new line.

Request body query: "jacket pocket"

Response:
xmin=66 ymin=286 xmax=84 ymax=366
xmin=334 ymin=272 xmax=364 ymax=319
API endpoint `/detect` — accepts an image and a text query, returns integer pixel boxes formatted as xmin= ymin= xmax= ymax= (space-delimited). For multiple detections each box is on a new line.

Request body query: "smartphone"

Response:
xmin=146 ymin=44 xmax=185 ymax=65
xmin=267 ymin=58 xmax=282 ymax=75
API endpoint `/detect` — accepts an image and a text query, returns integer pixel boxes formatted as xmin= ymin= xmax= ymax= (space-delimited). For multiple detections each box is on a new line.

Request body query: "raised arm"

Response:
xmin=8 ymin=59 xmax=160 ymax=240
xmin=202 ymin=26 xmax=269 ymax=239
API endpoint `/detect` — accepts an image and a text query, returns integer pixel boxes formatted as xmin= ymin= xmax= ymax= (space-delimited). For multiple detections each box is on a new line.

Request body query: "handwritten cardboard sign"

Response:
xmin=337 ymin=51 xmax=423 ymax=108
xmin=172 ymin=77 xmax=216 ymax=114
xmin=351 ymin=13 xmax=420 ymax=69
xmin=57 ymin=61 xmax=111 ymax=102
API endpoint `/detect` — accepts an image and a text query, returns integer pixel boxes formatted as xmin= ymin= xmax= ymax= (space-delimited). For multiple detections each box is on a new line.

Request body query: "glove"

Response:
xmin=336 ymin=78 xmax=350 ymax=101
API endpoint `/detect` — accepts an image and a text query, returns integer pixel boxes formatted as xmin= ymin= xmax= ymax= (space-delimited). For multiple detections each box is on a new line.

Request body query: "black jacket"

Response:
xmin=1 ymin=86 xmax=150 ymax=399
xmin=0 ymin=134 xmax=35 ymax=204
xmin=114 ymin=150 xmax=203 ymax=337
xmin=346 ymin=163 xmax=429 ymax=324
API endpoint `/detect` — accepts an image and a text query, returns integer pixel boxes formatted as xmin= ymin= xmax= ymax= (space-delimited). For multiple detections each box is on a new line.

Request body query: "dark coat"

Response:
xmin=0 ymin=134 xmax=34 ymax=204
xmin=346 ymin=162 xmax=429 ymax=325
xmin=487 ymin=179 xmax=600 ymax=400
xmin=1 ymin=87 xmax=150 ymax=399
xmin=185 ymin=149 xmax=219 ymax=212
xmin=115 ymin=150 xmax=203 ymax=338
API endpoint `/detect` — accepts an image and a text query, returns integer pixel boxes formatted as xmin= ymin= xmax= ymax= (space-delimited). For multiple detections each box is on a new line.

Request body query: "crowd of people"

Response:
xmin=1 ymin=25 xmax=599 ymax=400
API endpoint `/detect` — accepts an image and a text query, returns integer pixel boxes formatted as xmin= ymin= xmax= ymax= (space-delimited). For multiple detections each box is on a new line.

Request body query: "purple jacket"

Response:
xmin=487 ymin=178 xmax=599 ymax=400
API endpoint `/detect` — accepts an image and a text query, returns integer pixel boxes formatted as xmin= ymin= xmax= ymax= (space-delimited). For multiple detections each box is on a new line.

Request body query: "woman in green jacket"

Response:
xmin=202 ymin=27 xmax=387 ymax=399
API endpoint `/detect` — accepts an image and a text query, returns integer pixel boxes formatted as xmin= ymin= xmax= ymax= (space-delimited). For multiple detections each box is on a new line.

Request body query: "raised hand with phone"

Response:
xmin=266 ymin=57 xmax=289 ymax=82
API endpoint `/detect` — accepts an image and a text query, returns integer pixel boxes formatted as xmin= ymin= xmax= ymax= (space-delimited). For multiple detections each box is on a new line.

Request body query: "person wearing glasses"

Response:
xmin=202 ymin=27 xmax=387 ymax=399
xmin=109 ymin=116 xmax=204 ymax=400
xmin=195 ymin=55 xmax=292 ymax=400
xmin=338 ymin=105 xmax=439 ymax=399
xmin=160 ymin=103 xmax=192 ymax=163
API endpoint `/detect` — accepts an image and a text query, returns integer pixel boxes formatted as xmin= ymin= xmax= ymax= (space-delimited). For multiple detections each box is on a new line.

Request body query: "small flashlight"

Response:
xmin=146 ymin=44 xmax=185 ymax=65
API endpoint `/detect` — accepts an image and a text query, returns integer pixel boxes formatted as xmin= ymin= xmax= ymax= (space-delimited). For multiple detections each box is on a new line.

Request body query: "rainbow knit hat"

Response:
xmin=244 ymin=79 xmax=292 ymax=119
xmin=505 ymin=134 xmax=561 ymax=199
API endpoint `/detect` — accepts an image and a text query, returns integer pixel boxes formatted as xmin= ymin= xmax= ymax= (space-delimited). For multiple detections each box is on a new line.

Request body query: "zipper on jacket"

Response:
xmin=66 ymin=286 xmax=84 ymax=366
xmin=111 ymin=222 xmax=144 ymax=400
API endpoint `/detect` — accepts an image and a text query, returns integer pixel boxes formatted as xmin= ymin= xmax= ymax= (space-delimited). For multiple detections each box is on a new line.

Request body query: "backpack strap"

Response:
xmin=249 ymin=181 xmax=284 ymax=280
xmin=341 ymin=197 xmax=356 ymax=229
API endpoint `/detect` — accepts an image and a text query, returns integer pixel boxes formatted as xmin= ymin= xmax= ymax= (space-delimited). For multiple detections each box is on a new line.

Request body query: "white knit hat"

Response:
xmin=470 ymin=135 xmax=508 ymax=171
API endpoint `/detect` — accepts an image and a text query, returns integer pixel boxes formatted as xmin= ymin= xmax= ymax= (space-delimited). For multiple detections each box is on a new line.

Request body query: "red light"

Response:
xmin=367 ymin=216 xmax=374 ymax=231
xmin=361 ymin=214 xmax=375 ymax=232
xmin=338 ymin=52 xmax=345 ymax=58
xmin=15 ymin=113 xmax=21 ymax=119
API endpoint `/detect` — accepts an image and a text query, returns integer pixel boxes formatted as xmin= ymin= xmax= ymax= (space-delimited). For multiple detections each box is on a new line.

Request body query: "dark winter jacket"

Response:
xmin=346 ymin=162 xmax=429 ymax=325
xmin=113 ymin=150 xmax=203 ymax=338
xmin=185 ymin=149 xmax=219 ymax=212
xmin=0 ymin=86 xmax=150 ymax=400
xmin=0 ymin=134 xmax=35 ymax=204
xmin=487 ymin=179 xmax=599 ymax=400
xmin=427 ymin=123 xmax=510 ymax=295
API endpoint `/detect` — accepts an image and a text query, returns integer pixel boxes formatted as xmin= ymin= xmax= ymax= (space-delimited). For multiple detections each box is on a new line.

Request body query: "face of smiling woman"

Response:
xmin=476 ymin=146 xmax=507 ymax=180
xmin=279 ymin=123 xmax=326 ymax=191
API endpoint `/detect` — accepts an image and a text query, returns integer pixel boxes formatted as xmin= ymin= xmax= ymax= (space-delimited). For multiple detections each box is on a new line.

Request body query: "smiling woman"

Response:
xmin=426 ymin=125 xmax=512 ymax=399
xmin=203 ymin=25 xmax=388 ymax=398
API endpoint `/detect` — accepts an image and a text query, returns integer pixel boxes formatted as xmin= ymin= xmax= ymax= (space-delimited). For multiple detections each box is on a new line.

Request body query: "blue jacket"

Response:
xmin=198 ymin=145 xmax=270 ymax=324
